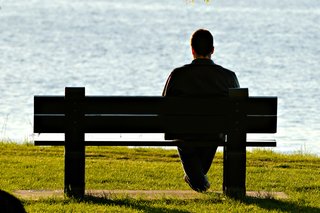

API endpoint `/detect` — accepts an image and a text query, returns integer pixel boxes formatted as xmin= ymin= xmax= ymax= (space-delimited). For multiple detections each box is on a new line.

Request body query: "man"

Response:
xmin=162 ymin=29 xmax=240 ymax=192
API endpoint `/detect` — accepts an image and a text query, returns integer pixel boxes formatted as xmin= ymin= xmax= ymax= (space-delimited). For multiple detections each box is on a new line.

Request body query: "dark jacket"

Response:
xmin=163 ymin=58 xmax=239 ymax=97
xmin=162 ymin=58 xmax=240 ymax=140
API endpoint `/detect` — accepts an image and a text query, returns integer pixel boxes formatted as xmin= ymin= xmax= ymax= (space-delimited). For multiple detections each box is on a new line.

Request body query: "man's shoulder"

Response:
xmin=172 ymin=62 xmax=236 ymax=75
xmin=170 ymin=64 xmax=190 ymax=76
xmin=172 ymin=63 xmax=190 ymax=71
xmin=200 ymin=62 xmax=234 ymax=74
xmin=214 ymin=64 xmax=237 ymax=76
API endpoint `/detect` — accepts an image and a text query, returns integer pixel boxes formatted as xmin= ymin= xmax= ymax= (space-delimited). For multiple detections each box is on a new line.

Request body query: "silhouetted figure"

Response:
xmin=0 ymin=190 xmax=26 ymax=213
xmin=163 ymin=29 xmax=240 ymax=192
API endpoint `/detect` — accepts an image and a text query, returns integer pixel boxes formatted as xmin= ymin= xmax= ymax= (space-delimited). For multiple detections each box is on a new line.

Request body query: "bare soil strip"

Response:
xmin=14 ymin=190 xmax=288 ymax=200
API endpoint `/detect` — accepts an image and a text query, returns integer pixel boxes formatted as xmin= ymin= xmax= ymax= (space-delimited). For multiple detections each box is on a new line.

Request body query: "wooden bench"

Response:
xmin=34 ymin=87 xmax=277 ymax=198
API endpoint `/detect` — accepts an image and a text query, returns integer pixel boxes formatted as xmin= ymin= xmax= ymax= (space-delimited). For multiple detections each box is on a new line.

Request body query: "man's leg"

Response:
xmin=201 ymin=135 xmax=224 ymax=174
xmin=200 ymin=145 xmax=218 ymax=175
xmin=177 ymin=146 xmax=210 ymax=192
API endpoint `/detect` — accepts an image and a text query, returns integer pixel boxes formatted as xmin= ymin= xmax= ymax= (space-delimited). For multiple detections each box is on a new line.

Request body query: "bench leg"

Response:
xmin=64 ymin=87 xmax=85 ymax=198
xmin=65 ymin=143 xmax=85 ymax=198
xmin=223 ymin=133 xmax=246 ymax=198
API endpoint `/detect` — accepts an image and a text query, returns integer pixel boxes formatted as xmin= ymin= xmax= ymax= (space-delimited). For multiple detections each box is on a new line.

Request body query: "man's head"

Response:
xmin=191 ymin=29 xmax=214 ymax=59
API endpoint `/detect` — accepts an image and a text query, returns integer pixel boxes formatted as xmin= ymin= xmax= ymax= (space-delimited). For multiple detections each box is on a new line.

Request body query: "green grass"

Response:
xmin=0 ymin=142 xmax=319 ymax=212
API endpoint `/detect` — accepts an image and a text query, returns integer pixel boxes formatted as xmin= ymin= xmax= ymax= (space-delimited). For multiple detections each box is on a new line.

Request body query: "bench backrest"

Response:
xmin=34 ymin=87 xmax=277 ymax=136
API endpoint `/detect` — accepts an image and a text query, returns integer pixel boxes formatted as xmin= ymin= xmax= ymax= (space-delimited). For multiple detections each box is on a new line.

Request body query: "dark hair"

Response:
xmin=191 ymin=29 xmax=214 ymax=56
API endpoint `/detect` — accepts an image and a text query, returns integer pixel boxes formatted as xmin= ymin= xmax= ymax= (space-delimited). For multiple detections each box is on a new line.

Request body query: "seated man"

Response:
xmin=162 ymin=29 xmax=240 ymax=192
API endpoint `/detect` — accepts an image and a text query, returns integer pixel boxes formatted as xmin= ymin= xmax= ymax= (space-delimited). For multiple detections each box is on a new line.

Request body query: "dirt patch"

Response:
xmin=13 ymin=190 xmax=288 ymax=200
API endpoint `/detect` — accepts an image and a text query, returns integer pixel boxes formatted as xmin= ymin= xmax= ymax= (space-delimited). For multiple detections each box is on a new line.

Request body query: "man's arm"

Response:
xmin=162 ymin=73 xmax=173 ymax=96
xmin=232 ymin=72 xmax=240 ymax=88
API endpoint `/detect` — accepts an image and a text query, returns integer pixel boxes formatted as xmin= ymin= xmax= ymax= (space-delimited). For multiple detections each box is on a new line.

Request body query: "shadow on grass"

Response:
xmin=83 ymin=193 xmax=319 ymax=212
xmin=25 ymin=195 xmax=195 ymax=213
xmin=237 ymin=196 xmax=320 ymax=213
xmin=23 ymin=193 xmax=320 ymax=212
xmin=82 ymin=195 xmax=189 ymax=213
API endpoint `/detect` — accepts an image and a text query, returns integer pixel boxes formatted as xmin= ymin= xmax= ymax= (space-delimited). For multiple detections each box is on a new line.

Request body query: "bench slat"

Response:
xmin=34 ymin=115 xmax=65 ymax=133
xmin=34 ymin=96 xmax=65 ymax=114
xmin=246 ymin=97 xmax=277 ymax=115
xmin=34 ymin=96 xmax=230 ymax=115
xmin=246 ymin=116 xmax=277 ymax=133
xmin=34 ymin=139 xmax=276 ymax=147
xmin=34 ymin=96 xmax=277 ymax=115
xmin=34 ymin=115 xmax=229 ymax=133
xmin=34 ymin=114 xmax=276 ymax=133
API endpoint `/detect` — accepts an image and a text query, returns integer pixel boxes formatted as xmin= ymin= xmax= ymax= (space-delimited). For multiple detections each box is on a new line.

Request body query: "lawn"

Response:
xmin=0 ymin=142 xmax=319 ymax=212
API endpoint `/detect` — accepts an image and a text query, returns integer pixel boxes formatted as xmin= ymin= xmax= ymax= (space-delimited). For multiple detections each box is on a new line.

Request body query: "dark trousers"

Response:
xmin=178 ymin=144 xmax=218 ymax=191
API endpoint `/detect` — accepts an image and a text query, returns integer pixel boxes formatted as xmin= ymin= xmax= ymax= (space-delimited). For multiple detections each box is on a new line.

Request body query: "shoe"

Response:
xmin=184 ymin=175 xmax=210 ymax=192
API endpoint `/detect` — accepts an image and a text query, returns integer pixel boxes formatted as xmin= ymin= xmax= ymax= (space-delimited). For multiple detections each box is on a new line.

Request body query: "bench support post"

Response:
xmin=223 ymin=88 xmax=248 ymax=198
xmin=64 ymin=87 xmax=85 ymax=198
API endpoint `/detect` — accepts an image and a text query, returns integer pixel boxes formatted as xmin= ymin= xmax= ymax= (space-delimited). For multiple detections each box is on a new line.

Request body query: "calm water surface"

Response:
xmin=0 ymin=0 xmax=319 ymax=155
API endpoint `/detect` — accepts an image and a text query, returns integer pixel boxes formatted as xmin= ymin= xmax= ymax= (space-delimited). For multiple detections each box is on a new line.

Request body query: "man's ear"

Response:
xmin=192 ymin=48 xmax=196 ymax=56
xmin=211 ymin=47 xmax=215 ymax=54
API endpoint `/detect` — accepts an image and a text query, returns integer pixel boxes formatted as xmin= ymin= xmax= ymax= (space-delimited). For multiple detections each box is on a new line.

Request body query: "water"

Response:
xmin=0 ymin=0 xmax=319 ymax=155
